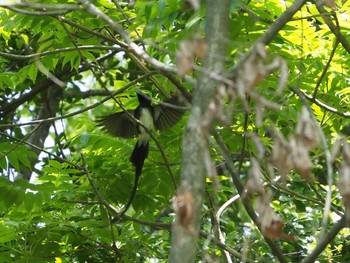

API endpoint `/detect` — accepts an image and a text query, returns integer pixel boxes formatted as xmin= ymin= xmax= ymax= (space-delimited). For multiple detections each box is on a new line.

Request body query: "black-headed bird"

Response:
xmin=97 ymin=89 xmax=185 ymax=221
xmin=97 ymin=89 xmax=185 ymax=175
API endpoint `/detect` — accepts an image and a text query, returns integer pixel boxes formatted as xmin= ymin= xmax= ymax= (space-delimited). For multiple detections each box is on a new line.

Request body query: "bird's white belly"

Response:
xmin=138 ymin=108 xmax=154 ymax=145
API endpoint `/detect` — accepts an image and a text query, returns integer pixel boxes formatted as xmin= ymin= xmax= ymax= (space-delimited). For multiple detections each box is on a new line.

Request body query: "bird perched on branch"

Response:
xmin=97 ymin=89 xmax=186 ymax=221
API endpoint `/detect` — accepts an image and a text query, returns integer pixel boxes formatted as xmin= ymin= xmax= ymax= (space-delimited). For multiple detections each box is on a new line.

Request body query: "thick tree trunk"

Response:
xmin=19 ymin=86 xmax=61 ymax=180
xmin=170 ymin=0 xmax=231 ymax=262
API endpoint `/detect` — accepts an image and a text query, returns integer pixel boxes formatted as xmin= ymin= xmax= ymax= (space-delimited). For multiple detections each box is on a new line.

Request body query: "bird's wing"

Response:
xmin=97 ymin=111 xmax=138 ymax=138
xmin=154 ymin=95 xmax=186 ymax=131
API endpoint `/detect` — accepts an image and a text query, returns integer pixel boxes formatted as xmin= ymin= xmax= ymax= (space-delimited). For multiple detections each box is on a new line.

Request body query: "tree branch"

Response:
xmin=211 ymin=130 xmax=288 ymax=263
xmin=0 ymin=52 xmax=115 ymax=117
xmin=0 ymin=45 xmax=124 ymax=60
xmin=229 ymin=0 xmax=308 ymax=76
xmin=315 ymin=3 xmax=350 ymax=54
xmin=0 ymin=72 xmax=156 ymax=129
xmin=301 ymin=214 xmax=346 ymax=263
xmin=289 ymin=86 xmax=350 ymax=118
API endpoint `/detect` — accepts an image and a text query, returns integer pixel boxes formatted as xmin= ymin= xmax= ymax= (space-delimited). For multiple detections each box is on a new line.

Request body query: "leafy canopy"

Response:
xmin=1 ymin=0 xmax=350 ymax=262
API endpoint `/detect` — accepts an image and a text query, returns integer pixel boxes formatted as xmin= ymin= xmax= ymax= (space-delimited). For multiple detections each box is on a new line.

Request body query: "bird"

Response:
xmin=97 ymin=89 xmax=186 ymax=221
xmin=97 ymin=89 xmax=185 ymax=175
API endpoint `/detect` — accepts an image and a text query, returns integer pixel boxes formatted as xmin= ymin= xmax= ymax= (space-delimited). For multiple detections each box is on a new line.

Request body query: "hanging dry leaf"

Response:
xmin=317 ymin=0 xmax=337 ymax=9
xmin=270 ymin=129 xmax=293 ymax=179
xmin=337 ymin=143 xmax=350 ymax=225
xmin=194 ymin=38 xmax=207 ymax=61
xmin=290 ymin=136 xmax=313 ymax=179
xmin=235 ymin=43 xmax=288 ymax=106
xmin=177 ymin=40 xmax=195 ymax=77
xmin=176 ymin=37 xmax=207 ymax=76
xmin=173 ymin=182 xmax=194 ymax=234
xmin=295 ymin=106 xmax=319 ymax=150
xmin=338 ymin=162 xmax=350 ymax=208
xmin=203 ymin=253 xmax=219 ymax=263
xmin=256 ymin=192 xmax=296 ymax=240
xmin=183 ymin=0 xmax=200 ymax=11
xmin=202 ymin=83 xmax=233 ymax=130
xmin=338 ymin=143 xmax=350 ymax=216
xmin=331 ymin=139 xmax=342 ymax=163
xmin=245 ymin=157 xmax=264 ymax=195
xmin=249 ymin=132 xmax=265 ymax=160
xmin=343 ymin=141 xmax=350 ymax=164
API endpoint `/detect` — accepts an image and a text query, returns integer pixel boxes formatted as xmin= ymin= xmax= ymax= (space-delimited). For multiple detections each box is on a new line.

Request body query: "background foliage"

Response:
xmin=1 ymin=0 xmax=350 ymax=262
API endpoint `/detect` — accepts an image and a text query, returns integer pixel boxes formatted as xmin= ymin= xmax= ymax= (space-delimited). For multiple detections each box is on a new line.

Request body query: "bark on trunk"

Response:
xmin=170 ymin=0 xmax=231 ymax=262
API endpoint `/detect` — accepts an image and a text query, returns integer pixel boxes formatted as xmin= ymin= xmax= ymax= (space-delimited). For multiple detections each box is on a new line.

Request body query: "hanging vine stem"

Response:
xmin=215 ymin=194 xmax=240 ymax=263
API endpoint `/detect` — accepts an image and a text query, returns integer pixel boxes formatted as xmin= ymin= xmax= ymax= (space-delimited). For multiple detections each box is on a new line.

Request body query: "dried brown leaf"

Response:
xmin=194 ymin=38 xmax=207 ymax=61
xmin=246 ymin=157 xmax=264 ymax=195
xmin=295 ymin=106 xmax=319 ymax=150
xmin=338 ymin=143 xmax=350 ymax=211
xmin=176 ymin=37 xmax=207 ymax=77
xmin=317 ymin=0 xmax=337 ymax=9
xmin=343 ymin=142 xmax=350 ymax=164
xmin=270 ymin=130 xmax=293 ymax=179
xmin=183 ymin=0 xmax=200 ymax=10
xmin=176 ymin=40 xmax=195 ymax=77
xmin=256 ymin=193 xmax=296 ymax=240
xmin=290 ymin=136 xmax=313 ymax=179
xmin=235 ymin=43 xmax=288 ymax=104
xmin=173 ymin=182 xmax=194 ymax=234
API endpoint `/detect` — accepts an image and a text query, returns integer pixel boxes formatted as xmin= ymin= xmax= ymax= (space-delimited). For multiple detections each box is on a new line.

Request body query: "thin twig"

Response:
xmin=0 ymin=123 xmax=42 ymax=165
xmin=80 ymin=154 xmax=120 ymax=217
xmin=0 ymin=131 xmax=83 ymax=170
xmin=316 ymin=3 xmax=350 ymax=54
xmin=312 ymin=40 xmax=339 ymax=98
xmin=229 ymin=0 xmax=308 ymax=77
xmin=5 ymin=6 xmax=76 ymax=16
xmin=0 ymin=45 xmax=125 ymax=60
xmin=0 ymin=2 xmax=79 ymax=9
xmin=77 ymin=0 xmax=177 ymax=76
xmin=0 ymin=73 xmax=156 ymax=128
xmin=199 ymin=231 xmax=255 ymax=263
xmin=289 ymin=86 xmax=350 ymax=118
xmin=211 ymin=130 xmax=288 ymax=263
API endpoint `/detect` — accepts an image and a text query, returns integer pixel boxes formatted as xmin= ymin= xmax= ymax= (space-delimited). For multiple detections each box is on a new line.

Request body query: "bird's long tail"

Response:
xmin=111 ymin=141 xmax=148 ymax=223
xmin=130 ymin=140 xmax=149 ymax=176
xmin=111 ymin=172 xmax=140 ymax=223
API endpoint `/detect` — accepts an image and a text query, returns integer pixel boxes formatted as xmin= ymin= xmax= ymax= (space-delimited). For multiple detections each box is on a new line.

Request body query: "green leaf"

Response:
xmin=24 ymin=192 xmax=35 ymax=212
xmin=0 ymin=156 xmax=7 ymax=170
xmin=4 ymin=188 xmax=17 ymax=208
xmin=7 ymin=151 xmax=19 ymax=171
xmin=81 ymin=50 xmax=96 ymax=62
xmin=16 ymin=151 xmax=33 ymax=170
xmin=48 ymin=160 xmax=63 ymax=170
xmin=27 ymin=64 xmax=38 ymax=83
xmin=145 ymin=3 xmax=153 ymax=21
xmin=62 ymin=51 xmax=78 ymax=70
xmin=0 ymin=73 xmax=13 ymax=87
xmin=158 ymin=0 xmax=166 ymax=13
xmin=37 ymin=39 xmax=55 ymax=52
xmin=0 ymin=224 xmax=17 ymax=243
